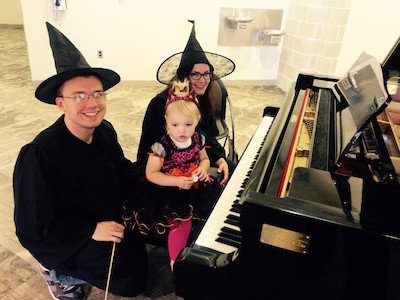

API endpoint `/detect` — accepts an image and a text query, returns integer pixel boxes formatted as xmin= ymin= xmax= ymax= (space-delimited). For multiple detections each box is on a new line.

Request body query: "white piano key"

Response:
xmin=195 ymin=116 xmax=274 ymax=254
xmin=195 ymin=234 xmax=238 ymax=254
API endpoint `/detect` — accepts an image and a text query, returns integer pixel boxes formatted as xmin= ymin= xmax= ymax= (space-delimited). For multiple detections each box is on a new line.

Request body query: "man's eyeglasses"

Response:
xmin=189 ymin=72 xmax=212 ymax=80
xmin=58 ymin=91 xmax=107 ymax=102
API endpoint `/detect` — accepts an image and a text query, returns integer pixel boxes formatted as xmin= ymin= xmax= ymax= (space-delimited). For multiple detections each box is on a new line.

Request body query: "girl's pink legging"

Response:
xmin=167 ymin=219 xmax=192 ymax=261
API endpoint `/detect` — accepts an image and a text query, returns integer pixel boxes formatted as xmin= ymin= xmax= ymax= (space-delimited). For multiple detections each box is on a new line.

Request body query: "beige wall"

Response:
xmin=17 ymin=0 xmax=400 ymax=91
xmin=277 ymin=0 xmax=350 ymax=92
xmin=277 ymin=0 xmax=400 ymax=92
xmin=20 ymin=0 xmax=289 ymax=86
xmin=336 ymin=0 xmax=400 ymax=76
xmin=0 ymin=0 xmax=23 ymax=25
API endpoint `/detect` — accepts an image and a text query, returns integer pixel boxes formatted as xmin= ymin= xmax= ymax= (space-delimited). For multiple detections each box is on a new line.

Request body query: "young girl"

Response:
xmin=124 ymin=79 xmax=222 ymax=270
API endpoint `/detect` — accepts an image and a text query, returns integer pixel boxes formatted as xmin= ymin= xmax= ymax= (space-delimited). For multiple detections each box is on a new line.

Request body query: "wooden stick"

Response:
xmin=104 ymin=242 xmax=116 ymax=300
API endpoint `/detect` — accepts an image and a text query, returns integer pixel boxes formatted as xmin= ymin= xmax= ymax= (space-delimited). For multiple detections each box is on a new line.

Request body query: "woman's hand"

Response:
xmin=215 ymin=158 xmax=229 ymax=186
xmin=92 ymin=221 xmax=125 ymax=243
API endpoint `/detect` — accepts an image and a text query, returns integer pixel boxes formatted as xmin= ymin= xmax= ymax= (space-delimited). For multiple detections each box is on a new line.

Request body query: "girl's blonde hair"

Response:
xmin=165 ymin=99 xmax=201 ymax=122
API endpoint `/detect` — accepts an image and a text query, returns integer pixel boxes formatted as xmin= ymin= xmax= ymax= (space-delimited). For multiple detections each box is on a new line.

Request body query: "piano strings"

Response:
xmin=277 ymin=88 xmax=314 ymax=197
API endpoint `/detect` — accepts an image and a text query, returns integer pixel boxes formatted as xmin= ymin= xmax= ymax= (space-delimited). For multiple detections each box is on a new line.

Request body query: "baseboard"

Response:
xmin=31 ymin=79 xmax=277 ymax=88
xmin=0 ymin=24 xmax=23 ymax=29
xmin=117 ymin=79 xmax=277 ymax=86
xmin=223 ymin=79 xmax=277 ymax=86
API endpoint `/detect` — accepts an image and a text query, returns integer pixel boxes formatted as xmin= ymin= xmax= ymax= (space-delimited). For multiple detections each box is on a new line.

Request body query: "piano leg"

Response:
xmin=387 ymin=239 xmax=400 ymax=299
xmin=342 ymin=228 xmax=390 ymax=300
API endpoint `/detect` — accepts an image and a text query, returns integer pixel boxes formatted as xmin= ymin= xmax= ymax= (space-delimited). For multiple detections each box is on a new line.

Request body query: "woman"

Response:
xmin=137 ymin=20 xmax=236 ymax=186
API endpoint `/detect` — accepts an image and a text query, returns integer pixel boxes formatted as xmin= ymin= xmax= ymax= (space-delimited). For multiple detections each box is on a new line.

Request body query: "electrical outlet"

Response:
xmin=54 ymin=0 xmax=67 ymax=11
xmin=97 ymin=50 xmax=103 ymax=58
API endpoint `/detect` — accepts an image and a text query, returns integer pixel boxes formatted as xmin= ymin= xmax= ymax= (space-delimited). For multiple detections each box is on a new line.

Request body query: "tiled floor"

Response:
xmin=0 ymin=26 xmax=286 ymax=299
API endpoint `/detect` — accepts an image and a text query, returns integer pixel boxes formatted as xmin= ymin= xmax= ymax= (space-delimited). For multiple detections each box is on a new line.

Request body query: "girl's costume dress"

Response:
xmin=123 ymin=131 xmax=222 ymax=236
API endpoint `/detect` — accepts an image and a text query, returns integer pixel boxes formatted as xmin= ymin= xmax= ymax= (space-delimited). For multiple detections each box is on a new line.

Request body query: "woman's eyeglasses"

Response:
xmin=189 ymin=72 xmax=212 ymax=80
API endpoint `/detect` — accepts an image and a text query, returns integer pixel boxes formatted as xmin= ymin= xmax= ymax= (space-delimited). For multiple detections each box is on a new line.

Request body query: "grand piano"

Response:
xmin=174 ymin=43 xmax=400 ymax=300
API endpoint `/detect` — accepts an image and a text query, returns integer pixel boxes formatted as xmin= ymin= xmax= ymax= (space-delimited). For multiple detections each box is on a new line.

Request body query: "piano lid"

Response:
xmin=383 ymin=36 xmax=400 ymax=101
xmin=332 ymin=52 xmax=390 ymax=173
xmin=382 ymin=36 xmax=400 ymax=82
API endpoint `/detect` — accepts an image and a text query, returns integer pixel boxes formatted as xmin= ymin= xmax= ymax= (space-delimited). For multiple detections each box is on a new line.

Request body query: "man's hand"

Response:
xmin=92 ymin=221 xmax=125 ymax=243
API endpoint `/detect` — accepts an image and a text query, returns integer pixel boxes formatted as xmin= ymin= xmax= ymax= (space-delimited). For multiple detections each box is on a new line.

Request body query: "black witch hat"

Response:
xmin=156 ymin=20 xmax=235 ymax=85
xmin=35 ymin=22 xmax=120 ymax=104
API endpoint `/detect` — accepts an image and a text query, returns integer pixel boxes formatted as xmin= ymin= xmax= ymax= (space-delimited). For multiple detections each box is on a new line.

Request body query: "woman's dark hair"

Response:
xmin=177 ymin=66 xmax=191 ymax=81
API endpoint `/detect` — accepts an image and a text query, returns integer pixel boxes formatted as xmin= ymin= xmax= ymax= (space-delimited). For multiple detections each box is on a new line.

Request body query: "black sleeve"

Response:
xmin=100 ymin=120 xmax=146 ymax=196
xmin=136 ymin=91 xmax=168 ymax=164
xmin=13 ymin=143 xmax=96 ymax=268
xmin=200 ymin=111 xmax=226 ymax=165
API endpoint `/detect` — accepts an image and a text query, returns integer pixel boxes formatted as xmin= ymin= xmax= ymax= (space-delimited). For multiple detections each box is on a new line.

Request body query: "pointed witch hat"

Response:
xmin=156 ymin=20 xmax=235 ymax=84
xmin=35 ymin=22 xmax=120 ymax=104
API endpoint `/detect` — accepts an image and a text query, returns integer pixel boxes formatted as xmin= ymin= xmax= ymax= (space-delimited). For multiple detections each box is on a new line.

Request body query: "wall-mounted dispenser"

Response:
xmin=226 ymin=10 xmax=254 ymax=30
xmin=218 ymin=8 xmax=284 ymax=46
xmin=254 ymin=29 xmax=285 ymax=44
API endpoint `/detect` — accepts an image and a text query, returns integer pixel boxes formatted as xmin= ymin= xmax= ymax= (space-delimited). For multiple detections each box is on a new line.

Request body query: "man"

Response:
xmin=13 ymin=22 xmax=147 ymax=299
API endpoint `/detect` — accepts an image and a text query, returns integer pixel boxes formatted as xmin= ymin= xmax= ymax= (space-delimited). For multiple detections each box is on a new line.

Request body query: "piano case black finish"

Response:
xmin=240 ymin=169 xmax=400 ymax=300
xmin=174 ymin=48 xmax=400 ymax=300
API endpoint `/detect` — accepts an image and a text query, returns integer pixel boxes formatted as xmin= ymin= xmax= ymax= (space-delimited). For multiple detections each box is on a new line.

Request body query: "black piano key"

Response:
xmin=225 ymin=214 xmax=240 ymax=227
xmin=225 ymin=218 xmax=239 ymax=227
xmin=232 ymin=203 xmax=242 ymax=209
xmin=218 ymin=231 xmax=242 ymax=243
xmin=221 ymin=226 xmax=241 ymax=236
xmin=227 ymin=214 xmax=240 ymax=222
xmin=216 ymin=236 xmax=241 ymax=248
xmin=230 ymin=206 xmax=241 ymax=213
xmin=230 ymin=203 xmax=242 ymax=213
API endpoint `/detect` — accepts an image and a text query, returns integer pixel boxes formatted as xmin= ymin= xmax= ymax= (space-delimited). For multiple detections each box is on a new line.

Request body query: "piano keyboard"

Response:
xmin=194 ymin=115 xmax=274 ymax=254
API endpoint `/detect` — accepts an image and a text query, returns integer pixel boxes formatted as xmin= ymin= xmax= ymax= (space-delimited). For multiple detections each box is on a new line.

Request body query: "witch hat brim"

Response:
xmin=35 ymin=22 xmax=120 ymax=104
xmin=156 ymin=20 xmax=235 ymax=85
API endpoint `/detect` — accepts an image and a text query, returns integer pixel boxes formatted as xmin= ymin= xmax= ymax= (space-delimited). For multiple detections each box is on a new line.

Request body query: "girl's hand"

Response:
xmin=176 ymin=176 xmax=194 ymax=189
xmin=192 ymin=166 xmax=208 ymax=182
